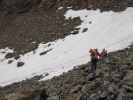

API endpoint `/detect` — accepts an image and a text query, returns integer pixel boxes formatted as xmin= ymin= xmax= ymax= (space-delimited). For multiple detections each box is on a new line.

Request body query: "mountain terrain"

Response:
xmin=0 ymin=0 xmax=133 ymax=100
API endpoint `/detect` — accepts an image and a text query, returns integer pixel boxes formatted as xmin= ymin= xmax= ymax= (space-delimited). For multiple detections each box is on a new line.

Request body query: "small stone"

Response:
xmin=90 ymin=93 xmax=100 ymax=100
xmin=40 ymin=49 xmax=52 ymax=56
xmin=81 ymin=84 xmax=89 ymax=93
xmin=103 ymin=81 xmax=110 ymax=85
xmin=45 ymin=73 xmax=49 ymax=76
xmin=82 ymin=28 xmax=88 ymax=33
xmin=100 ymin=91 xmax=108 ymax=99
xmin=17 ymin=62 xmax=25 ymax=67
xmin=108 ymin=86 xmax=115 ymax=93
xmin=89 ymin=21 xmax=92 ymax=24
xmin=8 ymin=60 xmax=13 ymax=64
xmin=70 ymin=85 xmax=82 ymax=93
xmin=116 ymin=89 xmax=125 ymax=100
xmin=47 ymin=96 xmax=59 ymax=100
xmin=48 ymin=43 xmax=51 ymax=47
xmin=14 ymin=55 xmax=20 ymax=60
xmin=5 ymin=53 xmax=14 ymax=59
xmin=76 ymin=93 xmax=87 ymax=100
xmin=95 ymin=69 xmax=102 ymax=77
xmin=87 ymin=73 xmax=96 ymax=81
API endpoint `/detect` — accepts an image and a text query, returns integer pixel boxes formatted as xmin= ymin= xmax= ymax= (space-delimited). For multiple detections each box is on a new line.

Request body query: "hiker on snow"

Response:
xmin=89 ymin=48 xmax=100 ymax=72
xmin=89 ymin=48 xmax=107 ymax=72
xmin=101 ymin=48 xmax=107 ymax=58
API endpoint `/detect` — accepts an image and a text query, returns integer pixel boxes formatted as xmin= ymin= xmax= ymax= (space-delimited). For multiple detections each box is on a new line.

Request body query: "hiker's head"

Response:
xmin=103 ymin=48 xmax=105 ymax=51
xmin=95 ymin=48 xmax=98 ymax=52
xmin=89 ymin=48 xmax=93 ymax=53
xmin=90 ymin=48 xmax=97 ymax=54
xmin=102 ymin=48 xmax=107 ymax=52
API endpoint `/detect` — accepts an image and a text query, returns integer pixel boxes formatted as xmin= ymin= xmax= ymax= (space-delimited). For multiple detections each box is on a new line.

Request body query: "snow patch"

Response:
xmin=0 ymin=8 xmax=133 ymax=86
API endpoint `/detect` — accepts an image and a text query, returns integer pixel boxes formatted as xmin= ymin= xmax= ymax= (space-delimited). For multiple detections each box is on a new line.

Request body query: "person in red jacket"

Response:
xmin=89 ymin=48 xmax=107 ymax=73
xmin=100 ymin=48 xmax=107 ymax=58
xmin=89 ymin=48 xmax=100 ymax=72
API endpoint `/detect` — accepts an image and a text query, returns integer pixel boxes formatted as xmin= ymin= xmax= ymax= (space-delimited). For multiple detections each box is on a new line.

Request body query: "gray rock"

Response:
xmin=108 ymin=83 xmax=118 ymax=94
xmin=116 ymin=90 xmax=125 ymax=100
xmin=95 ymin=69 xmax=102 ymax=77
xmin=76 ymin=93 xmax=88 ymax=100
xmin=47 ymin=96 xmax=59 ymax=100
xmin=82 ymin=28 xmax=88 ymax=33
xmin=99 ymin=91 xmax=108 ymax=99
xmin=89 ymin=93 xmax=100 ymax=100
xmin=86 ymin=73 xmax=95 ymax=81
xmin=123 ymin=71 xmax=133 ymax=81
xmin=81 ymin=84 xmax=90 ymax=94
xmin=70 ymin=85 xmax=82 ymax=93
xmin=17 ymin=61 xmax=25 ymax=67
xmin=5 ymin=53 xmax=14 ymax=59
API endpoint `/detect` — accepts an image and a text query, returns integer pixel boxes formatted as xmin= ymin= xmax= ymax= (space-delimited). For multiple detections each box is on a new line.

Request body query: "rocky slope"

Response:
xmin=0 ymin=0 xmax=133 ymax=100
xmin=0 ymin=0 xmax=133 ymax=59
xmin=0 ymin=44 xmax=133 ymax=100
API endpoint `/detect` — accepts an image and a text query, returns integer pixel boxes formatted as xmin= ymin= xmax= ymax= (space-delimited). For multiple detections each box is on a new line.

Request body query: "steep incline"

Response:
xmin=0 ymin=0 xmax=133 ymax=57
xmin=0 ymin=44 xmax=133 ymax=100
xmin=0 ymin=0 xmax=133 ymax=100
xmin=0 ymin=8 xmax=133 ymax=86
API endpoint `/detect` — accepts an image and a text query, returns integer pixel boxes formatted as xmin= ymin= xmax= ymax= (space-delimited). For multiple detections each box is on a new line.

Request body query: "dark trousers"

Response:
xmin=91 ymin=58 xmax=98 ymax=72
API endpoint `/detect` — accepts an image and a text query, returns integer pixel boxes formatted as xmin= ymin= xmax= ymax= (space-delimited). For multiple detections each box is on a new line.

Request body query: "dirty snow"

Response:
xmin=0 ymin=7 xmax=133 ymax=86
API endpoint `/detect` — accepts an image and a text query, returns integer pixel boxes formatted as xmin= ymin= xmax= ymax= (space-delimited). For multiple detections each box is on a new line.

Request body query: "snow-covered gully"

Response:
xmin=0 ymin=7 xmax=133 ymax=86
